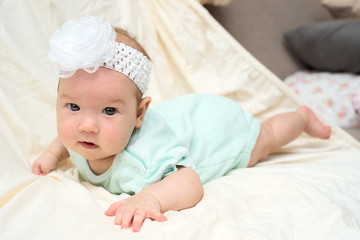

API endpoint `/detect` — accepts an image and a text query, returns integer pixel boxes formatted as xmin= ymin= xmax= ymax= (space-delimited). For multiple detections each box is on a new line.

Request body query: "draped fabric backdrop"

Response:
xmin=0 ymin=0 xmax=359 ymax=239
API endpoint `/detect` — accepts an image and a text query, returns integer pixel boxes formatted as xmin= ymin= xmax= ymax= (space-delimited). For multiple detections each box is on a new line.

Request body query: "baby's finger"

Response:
xmin=115 ymin=208 xmax=124 ymax=226
xmin=120 ymin=208 xmax=135 ymax=229
xmin=32 ymin=163 xmax=40 ymax=174
xmin=148 ymin=209 xmax=167 ymax=222
xmin=131 ymin=209 xmax=146 ymax=232
xmin=105 ymin=201 xmax=124 ymax=216
xmin=32 ymin=164 xmax=45 ymax=176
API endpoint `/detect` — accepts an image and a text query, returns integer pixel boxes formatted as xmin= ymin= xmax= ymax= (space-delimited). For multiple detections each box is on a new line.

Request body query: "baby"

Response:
xmin=32 ymin=16 xmax=331 ymax=232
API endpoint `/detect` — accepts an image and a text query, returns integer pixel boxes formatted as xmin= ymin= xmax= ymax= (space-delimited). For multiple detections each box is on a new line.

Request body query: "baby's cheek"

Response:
xmin=104 ymin=127 xmax=132 ymax=152
xmin=57 ymin=119 xmax=75 ymax=147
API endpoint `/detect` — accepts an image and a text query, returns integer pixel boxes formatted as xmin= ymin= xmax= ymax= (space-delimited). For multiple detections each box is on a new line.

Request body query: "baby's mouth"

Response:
xmin=79 ymin=141 xmax=99 ymax=149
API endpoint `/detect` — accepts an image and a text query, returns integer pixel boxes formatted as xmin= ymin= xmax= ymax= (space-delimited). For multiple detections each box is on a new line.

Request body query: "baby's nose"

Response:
xmin=78 ymin=116 xmax=99 ymax=134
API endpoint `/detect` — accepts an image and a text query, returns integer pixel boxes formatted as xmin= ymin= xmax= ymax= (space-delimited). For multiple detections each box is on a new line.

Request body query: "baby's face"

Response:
xmin=56 ymin=68 xmax=141 ymax=162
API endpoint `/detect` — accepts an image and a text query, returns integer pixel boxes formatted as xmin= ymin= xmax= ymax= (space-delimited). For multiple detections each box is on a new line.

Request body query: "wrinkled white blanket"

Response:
xmin=1 ymin=0 xmax=360 ymax=239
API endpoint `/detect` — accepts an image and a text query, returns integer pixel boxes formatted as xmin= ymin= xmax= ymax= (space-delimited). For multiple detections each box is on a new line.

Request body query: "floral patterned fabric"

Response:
xmin=285 ymin=70 xmax=360 ymax=128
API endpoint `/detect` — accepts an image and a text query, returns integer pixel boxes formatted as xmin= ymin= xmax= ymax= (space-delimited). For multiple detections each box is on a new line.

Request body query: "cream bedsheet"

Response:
xmin=1 ymin=0 xmax=360 ymax=239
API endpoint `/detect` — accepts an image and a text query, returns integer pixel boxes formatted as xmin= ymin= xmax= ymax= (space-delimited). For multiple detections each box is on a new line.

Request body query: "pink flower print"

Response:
xmin=350 ymin=93 xmax=357 ymax=99
xmin=340 ymin=83 xmax=349 ymax=89
xmin=315 ymin=87 xmax=322 ymax=93
xmin=287 ymin=82 xmax=296 ymax=87
xmin=325 ymin=99 xmax=334 ymax=107
xmin=337 ymin=111 xmax=347 ymax=119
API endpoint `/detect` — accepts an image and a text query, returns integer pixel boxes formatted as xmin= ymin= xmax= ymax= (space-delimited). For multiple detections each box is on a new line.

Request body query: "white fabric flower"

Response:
xmin=48 ymin=16 xmax=117 ymax=77
xmin=48 ymin=15 xmax=151 ymax=93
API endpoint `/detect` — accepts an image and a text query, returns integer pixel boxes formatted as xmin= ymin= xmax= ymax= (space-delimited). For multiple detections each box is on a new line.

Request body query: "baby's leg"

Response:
xmin=247 ymin=106 xmax=331 ymax=167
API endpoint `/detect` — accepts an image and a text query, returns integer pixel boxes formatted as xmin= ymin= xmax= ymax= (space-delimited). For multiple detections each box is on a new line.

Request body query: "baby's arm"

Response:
xmin=32 ymin=137 xmax=69 ymax=175
xmin=105 ymin=166 xmax=204 ymax=232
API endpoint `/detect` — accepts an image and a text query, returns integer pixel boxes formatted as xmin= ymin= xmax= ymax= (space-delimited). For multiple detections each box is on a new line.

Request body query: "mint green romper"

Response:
xmin=69 ymin=94 xmax=260 ymax=195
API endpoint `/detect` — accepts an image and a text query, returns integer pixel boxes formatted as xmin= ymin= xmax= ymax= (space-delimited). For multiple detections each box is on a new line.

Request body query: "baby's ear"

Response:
xmin=135 ymin=96 xmax=151 ymax=128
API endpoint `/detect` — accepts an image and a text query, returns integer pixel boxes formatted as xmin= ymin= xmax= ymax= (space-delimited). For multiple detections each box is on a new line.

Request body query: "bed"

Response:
xmin=1 ymin=0 xmax=360 ymax=239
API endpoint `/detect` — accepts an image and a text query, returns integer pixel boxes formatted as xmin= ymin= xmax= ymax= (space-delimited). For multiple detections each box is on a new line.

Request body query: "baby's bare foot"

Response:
xmin=298 ymin=106 xmax=331 ymax=139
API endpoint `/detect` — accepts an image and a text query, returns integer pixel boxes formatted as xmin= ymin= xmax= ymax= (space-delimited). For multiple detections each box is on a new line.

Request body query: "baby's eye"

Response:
xmin=102 ymin=107 xmax=117 ymax=116
xmin=67 ymin=103 xmax=80 ymax=111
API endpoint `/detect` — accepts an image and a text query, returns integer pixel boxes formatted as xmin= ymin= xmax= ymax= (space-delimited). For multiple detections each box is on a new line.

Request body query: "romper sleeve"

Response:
xmin=125 ymin=109 xmax=195 ymax=189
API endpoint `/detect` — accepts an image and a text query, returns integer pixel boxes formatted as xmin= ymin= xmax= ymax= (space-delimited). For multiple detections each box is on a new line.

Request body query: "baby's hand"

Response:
xmin=32 ymin=150 xmax=60 ymax=176
xmin=105 ymin=192 xmax=167 ymax=232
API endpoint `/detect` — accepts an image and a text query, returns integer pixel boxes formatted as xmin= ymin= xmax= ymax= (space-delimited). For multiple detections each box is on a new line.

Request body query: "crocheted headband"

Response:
xmin=48 ymin=16 xmax=151 ymax=94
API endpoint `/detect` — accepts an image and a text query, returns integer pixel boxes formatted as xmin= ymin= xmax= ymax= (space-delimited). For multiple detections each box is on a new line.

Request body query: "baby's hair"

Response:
xmin=113 ymin=27 xmax=150 ymax=102
xmin=113 ymin=28 xmax=150 ymax=59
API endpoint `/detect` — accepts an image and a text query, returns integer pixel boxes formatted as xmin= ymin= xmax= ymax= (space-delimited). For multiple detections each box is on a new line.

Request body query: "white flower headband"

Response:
xmin=48 ymin=16 xmax=151 ymax=94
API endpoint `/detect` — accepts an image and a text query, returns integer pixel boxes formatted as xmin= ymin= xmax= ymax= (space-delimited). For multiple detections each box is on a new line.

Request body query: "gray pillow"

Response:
xmin=284 ymin=20 xmax=360 ymax=73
